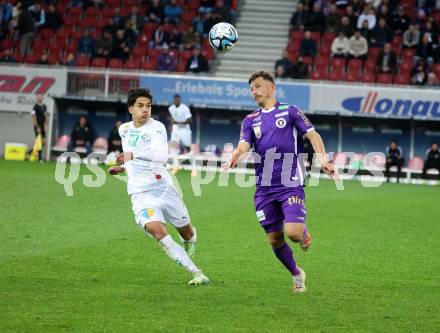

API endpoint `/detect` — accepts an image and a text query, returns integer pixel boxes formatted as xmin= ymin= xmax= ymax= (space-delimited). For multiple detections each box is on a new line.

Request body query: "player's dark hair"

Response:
xmin=248 ymin=71 xmax=275 ymax=85
xmin=127 ymin=88 xmax=153 ymax=107
xmin=390 ymin=139 xmax=397 ymax=144
xmin=431 ymin=141 xmax=439 ymax=146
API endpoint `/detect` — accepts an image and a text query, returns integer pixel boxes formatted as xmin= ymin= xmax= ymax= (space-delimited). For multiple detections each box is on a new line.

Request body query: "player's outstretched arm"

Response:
xmin=304 ymin=130 xmax=336 ymax=178
xmin=222 ymin=142 xmax=251 ymax=170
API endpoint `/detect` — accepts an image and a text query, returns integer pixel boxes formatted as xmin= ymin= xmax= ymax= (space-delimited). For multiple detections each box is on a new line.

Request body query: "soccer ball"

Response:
xmin=208 ymin=22 xmax=238 ymax=52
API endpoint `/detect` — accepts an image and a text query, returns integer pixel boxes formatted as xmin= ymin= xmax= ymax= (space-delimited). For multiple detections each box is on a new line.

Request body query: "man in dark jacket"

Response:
xmin=107 ymin=120 xmax=122 ymax=154
xmin=385 ymin=139 xmax=404 ymax=182
xmin=376 ymin=43 xmax=398 ymax=75
xmin=186 ymin=46 xmax=209 ymax=73
xmin=68 ymin=116 xmax=95 ymax=154
xmin=422 ymin=141 xmax=440 ymax=179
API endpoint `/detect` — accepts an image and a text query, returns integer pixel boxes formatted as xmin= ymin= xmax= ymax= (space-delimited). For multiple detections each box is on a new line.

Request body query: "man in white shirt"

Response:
xmin=108 ymin=88 xmax=209 ymax=285
xmin=168 ymin=94 xmax=192 ymax=153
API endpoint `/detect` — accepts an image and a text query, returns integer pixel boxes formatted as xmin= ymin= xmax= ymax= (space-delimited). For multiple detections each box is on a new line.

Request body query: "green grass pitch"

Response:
xmin=1 ymin=160 xmax=439 ymax=332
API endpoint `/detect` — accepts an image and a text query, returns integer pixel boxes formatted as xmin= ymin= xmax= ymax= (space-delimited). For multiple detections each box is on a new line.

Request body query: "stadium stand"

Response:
xmin=0 ymin=0 xmax=237 ymax=74
xmin=283 ymin=0 xmax=440 ymax=86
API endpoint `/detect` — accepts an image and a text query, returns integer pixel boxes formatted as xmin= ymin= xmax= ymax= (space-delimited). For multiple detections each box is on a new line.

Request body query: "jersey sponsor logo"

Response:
xmin=253 ymin=125 xmax=262 ymax=138
xmin=275 ymin=118 xmax=287 ymax=128
xmin=297 ymin=111 xmax=312 ymax=127
xmin=278 ymin=104 xmax=289 ymax=110
xmin=342 ymin=92 xmax=440 ymax=118
xmin=256 ymin=210 xmax=266 ymax=221
xmin=275 ymin=111 xmax=289 ymax=118
xmin=288 ymin=195 xmax=305 ymax=206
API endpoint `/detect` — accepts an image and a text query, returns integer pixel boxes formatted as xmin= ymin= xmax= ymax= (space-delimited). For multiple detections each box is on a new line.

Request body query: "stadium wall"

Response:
xmin=0 ymin=65 xmax=439 ymax=159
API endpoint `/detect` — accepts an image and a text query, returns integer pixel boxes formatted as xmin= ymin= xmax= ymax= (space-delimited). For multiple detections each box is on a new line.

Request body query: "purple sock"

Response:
xmin=273 ymin=242 xmax=300 ymax=276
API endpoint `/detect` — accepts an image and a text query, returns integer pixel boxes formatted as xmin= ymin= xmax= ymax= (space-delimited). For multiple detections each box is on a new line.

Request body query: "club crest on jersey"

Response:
xmin=275 ymin=118 xmax=287 ymax=128
xmin=253 ymin=126 xmax=262 ymax=138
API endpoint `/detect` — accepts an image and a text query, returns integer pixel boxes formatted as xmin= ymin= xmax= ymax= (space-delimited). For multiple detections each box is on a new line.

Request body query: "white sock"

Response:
xmin=159 ymin=235 xmax=200 ymax=273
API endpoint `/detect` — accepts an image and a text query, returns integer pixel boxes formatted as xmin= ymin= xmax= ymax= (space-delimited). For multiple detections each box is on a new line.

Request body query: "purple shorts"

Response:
xmin=254 ymin=186 xmax=307 ymax=234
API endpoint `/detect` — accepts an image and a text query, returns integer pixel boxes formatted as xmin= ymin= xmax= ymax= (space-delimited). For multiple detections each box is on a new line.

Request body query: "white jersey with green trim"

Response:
xmin=119 ymin=119 xmax=171 ymax=195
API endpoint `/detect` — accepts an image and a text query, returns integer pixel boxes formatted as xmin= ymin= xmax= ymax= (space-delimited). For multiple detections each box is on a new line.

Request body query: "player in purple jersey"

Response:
xmin=224 ymin=71 xmax=335 ymax=293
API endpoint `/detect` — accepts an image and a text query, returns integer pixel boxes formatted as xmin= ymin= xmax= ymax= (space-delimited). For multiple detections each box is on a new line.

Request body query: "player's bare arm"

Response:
xmin=304 ymin=130 xmax=336 ymax=177
xmin=223 ymin=141 xmax=251 ymax=170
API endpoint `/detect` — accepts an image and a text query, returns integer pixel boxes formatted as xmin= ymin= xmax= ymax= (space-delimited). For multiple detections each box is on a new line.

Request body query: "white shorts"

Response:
xmin=171 ymin=128 xmax=192 ymax=147
xmin=130 ymin=185 xmax=190 ymax=229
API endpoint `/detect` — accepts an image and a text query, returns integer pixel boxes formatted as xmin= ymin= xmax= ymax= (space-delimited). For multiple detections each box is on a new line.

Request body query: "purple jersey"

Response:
xmin=239 ymin=101 xmax=314 ymax=188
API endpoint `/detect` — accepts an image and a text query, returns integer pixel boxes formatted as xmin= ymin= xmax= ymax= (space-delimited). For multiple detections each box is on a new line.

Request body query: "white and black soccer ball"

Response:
xmin=208 ymin=22 xmax=238 ymax=52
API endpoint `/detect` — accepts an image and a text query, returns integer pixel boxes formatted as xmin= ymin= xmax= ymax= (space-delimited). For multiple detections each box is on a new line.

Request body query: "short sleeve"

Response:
xmin=239 ymin=117 xmax=253 ymax=146
xmin=289 ymin=105 xmax=314 ymax=136
xmin=185 ymin=105 xmax=192 ymax=119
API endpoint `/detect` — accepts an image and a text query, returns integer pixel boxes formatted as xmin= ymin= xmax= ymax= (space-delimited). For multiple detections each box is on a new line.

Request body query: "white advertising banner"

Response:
xmin=0 ymin=65 xmax=67 ymax=112
xmin=309 ymin=83 xmax=440 ymax=120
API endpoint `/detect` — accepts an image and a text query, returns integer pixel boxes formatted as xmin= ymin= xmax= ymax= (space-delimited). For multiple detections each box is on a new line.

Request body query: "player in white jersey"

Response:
xmin=108 ymin=88 xmax=209 ymax=285
xmin=168 ymin=95 xmax=196 ymax=176
xmin=169 ymin=94 xmax=192 ymax=151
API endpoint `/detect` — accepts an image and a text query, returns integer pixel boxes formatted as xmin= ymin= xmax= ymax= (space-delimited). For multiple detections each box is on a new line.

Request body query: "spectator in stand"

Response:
xmin=415 ymin=33 xmax=434 ymax=64
xmin=111 ymin=7 xmax=125 ymax=31
xmin=182 ymin=26 xmax=200 ymax=50
xmin=299 ymin=30 xmax=317 ymax=58
xmin=156 ymin=45 xmax=176 ymax=72
xmin=192 ymin=13 xmax=205 ymax=36
xmin=422 ymin=141 xmax=440 ymax=179
xmin=0 ymin=0 xmax=13 ymax=32
xmin=112 ymin=29 xmax=133 ymax=60
xmin=107 ymin=120 xmax=122 ymax=154
xmin=422 ymin=19 xmax=438 ymax=47
xmin=275 ymin=65 xmax=288 ymax=79
xmin=426 ymin=72 xmax=439 ymax=87
xmin=325 ymin=4 xmax=341 ymax=33
xmin=77 ymin=29 xmax=94 ymax=58
xmin=0 ymin=48 xmax=16 ymax=62
xmin=124 ymin=20 xmax=137 ymax=45
xmin=64 ymin=52 xmax=76 ymax=67
xmin=164 ymin=0 xmax=182 ymax=24
xmin=376 ymin=4 xmax=391 ymax=22
xmin=337 ymin=16 xmax=355 ymax=38
xmin=385 ymin=139 xmax=404 ymax=183
xmin=357 ymin=7 xmax=376 ymax=30
xmin=410 ymin=59 xmax=428 ymax=85
xmin=345 ymin=5 xmax=358 ymax=30
xmin=16 ymin=7 xmax=35 ymax=57
xmin=274 ymin=49 xmax=293 ymax=74
xmin=416 ymin=0 xmax=436 ymax=14
xmin=212 ymin=0 xmax=229 ymax=24
xmin=391 ymin=6 xmax=410 ymax=35
xmin=94 ymin=30 xmax=113 ymax=58
xmin=203 ymin=12 xmax=217 ymax=36
xmin=359 ymin=19 xmax=372 ymax=44
xmin=403 ymin=25 xmax=420 ymax=49
xmin=331 ymin=31 xmax=349 ymax=58
xmin=413 ymin=9 xmax=427 ymax=27
xmin=289 ymin=2 xmax=308 ymax=32
xmin=335 ymin=0 xmax=348 ymax=10
xmin=186 ymin=45 xmax=209 ymax=73
xmin=43 ymin=4 xmax=62 ymax=30
xmin=168 ymin=26 xmax=182 ymax=50
xmin=304 ymin=2 xmax=326 ymax=33
xmin=370 ymin=18 xmax=393 ymax=47
xmin=126 ymin=6 xmax=142 ymax=34
xmin=289 ymin=56 xmax=309 ymax=79
xmin=199 ymin=0 xmax=215 ymax=15
xmin=145 ymin=0 xmax=164 ymax=23
xmin=68 ymin=116 xmax=95 ymax=155
xmin=36 ymin=52 xmax=49 ymax=65
xmin=29 ymin=1 xmax=45 ymax=30
xmin=376 ymin=43 xmax=398 ymax=75
xmin=348 ymin=30 xmax=368 ymax=60
xmin=150 ymin=23 xmax=169 ymax=49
